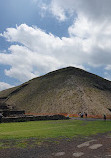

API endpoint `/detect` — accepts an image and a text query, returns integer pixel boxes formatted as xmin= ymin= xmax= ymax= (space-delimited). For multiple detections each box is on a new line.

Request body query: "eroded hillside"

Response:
xmin=0 ymin=67 xmax=111 ymax=115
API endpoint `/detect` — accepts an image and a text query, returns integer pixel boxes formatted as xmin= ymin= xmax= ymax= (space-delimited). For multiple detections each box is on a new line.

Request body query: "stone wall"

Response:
xmin=1 ymin=115 xmax=69 ymax=123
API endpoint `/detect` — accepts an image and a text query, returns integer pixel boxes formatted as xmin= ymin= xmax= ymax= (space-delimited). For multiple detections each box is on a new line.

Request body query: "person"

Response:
xmin=103 ymin=114 xmax=106 ymax=121
xmin=80 ymin=113 xmax=84 ymax=118
xmin=0 ymin=113 xmax=3 ymax=123
xmin=78 ymin=112 xmax=81 ymax=117
xmin=84 ymin=112 xmax=87 ymax=118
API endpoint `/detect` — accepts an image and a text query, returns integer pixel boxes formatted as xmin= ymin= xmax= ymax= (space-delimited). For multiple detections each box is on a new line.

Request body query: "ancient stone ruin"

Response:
xmin=0 ymin=97 xmax=69 ymax=123
xmin=0 ymin=97 xmax=25 ymax=117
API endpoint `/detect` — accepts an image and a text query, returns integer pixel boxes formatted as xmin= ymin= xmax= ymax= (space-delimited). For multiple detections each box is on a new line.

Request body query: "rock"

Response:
xmin=73 ymin=152 xmax=84 ymax=157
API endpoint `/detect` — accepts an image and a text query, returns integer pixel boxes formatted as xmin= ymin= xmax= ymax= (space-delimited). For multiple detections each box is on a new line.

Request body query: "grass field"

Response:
xmin=0 ymin=119 xmax=111 ymax=140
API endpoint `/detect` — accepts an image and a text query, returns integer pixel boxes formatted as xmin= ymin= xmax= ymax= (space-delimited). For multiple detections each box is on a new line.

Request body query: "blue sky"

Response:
xmin=0 ymin=0 xmax=111 ymax=90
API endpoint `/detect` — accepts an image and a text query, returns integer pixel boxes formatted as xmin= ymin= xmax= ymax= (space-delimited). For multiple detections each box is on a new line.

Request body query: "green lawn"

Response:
xmin=0 ymin=120 xmax=111 ymax=140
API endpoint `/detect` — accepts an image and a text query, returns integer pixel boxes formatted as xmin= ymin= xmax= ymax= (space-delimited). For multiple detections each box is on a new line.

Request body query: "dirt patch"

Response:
xmin=0 ymin=132 xmax=111 ymax=158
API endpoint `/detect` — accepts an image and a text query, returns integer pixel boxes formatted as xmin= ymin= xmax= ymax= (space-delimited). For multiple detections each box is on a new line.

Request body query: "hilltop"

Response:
xmin=0 ymin=66 xmax=111 ymax=115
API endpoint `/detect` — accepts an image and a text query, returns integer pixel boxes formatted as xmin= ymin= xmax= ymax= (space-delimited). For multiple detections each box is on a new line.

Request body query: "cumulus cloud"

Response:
xmin=0 ymin=43 xmax=61 ymax=82
xmin=0 ymin=21 xmax=111 ymax=82
xmin=0 ymin=82 xmax=13 ymax=91
xmin=1 ymin=0 xmax=111 ymax=83
xmin=49 ymin=1 xmax=67 ymax=21
xmin=46 ymin=0 xmax=111 ymax=67
xmin=104 ymin=72 xmax=111 ymax=81
xmin=0 ymin=24 xmax=87 ymax=82
xmin=47 ymin=0 xmax=111 ymax=22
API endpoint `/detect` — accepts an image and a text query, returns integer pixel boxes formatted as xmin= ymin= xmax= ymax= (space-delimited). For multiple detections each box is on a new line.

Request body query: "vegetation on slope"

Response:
xmin=0 ymin=67 xmax=111 ymax=115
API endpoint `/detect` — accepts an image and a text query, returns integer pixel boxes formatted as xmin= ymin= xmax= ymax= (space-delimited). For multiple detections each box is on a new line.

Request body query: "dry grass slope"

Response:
xmin=0 ymin=66 xmax=111 ymax=115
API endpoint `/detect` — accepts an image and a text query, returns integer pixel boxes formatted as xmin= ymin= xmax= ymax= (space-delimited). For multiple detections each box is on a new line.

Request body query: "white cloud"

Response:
xmin=1 ymin=21 xmax=111 ymax=83
xmin=50 ymin=1 xmax=67 ymax=21
xmin=0 ymin=24 xmax=87 ymax=82
xmin=104 ymin=72 xmax=111 ymax=81
xmin=105 ymin=65 xmax=111 ymax=71
xmin=68 ymin=14 xmax=111 ymax=66
xmin=0 ymin=43 xmax=61 ymax=82
xmin=1 ymin=1 xmax=111 ymax=83
xmin=47 ymin=0 xmax=111 ymax=22
xmin=0 ymin=82 xmax=13 ymax=91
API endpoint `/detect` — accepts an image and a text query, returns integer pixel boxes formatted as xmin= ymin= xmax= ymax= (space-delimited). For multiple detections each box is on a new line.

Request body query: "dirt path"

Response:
xmin=0 ymin=132 xmax=111 ymax=158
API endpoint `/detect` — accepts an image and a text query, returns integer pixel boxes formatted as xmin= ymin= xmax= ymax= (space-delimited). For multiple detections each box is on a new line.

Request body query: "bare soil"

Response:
xmin=0 ymin=132 xmax=111 ymax=158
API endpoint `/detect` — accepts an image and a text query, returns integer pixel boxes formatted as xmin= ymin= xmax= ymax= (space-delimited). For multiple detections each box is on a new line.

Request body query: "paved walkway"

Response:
xmin=71 ymin=117 xmax=111 ymax=121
